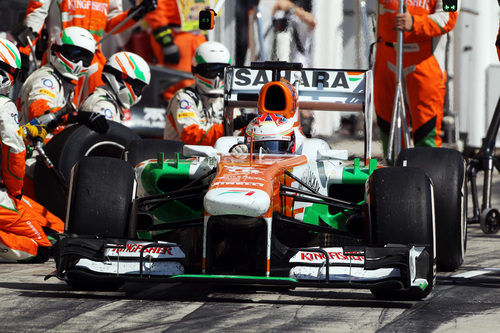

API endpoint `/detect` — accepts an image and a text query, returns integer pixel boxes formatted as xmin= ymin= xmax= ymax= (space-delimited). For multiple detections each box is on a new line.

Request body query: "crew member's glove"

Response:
xmin=21 ymin=123 xmax=48 ymax=143
xmin=233 ymin=113 xmax=256 ymax=130
xmin=70 ymin=111 xmax=109 ymax=134
xmin=153 ymin=26 xmax=180 ymax=64
xmin=129 ymin=0 xmax=158 ymax=22
xmin=11 ymin=24 xmax=37 ymax=47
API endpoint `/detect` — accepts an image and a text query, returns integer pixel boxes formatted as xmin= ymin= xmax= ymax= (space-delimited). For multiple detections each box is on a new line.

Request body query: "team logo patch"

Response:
xmin=38 ymin=89 xmax=56 ymax=99
xmin=179 ymin=99 xmax=192 ymax=110
xmin=42 ymin=78 xmax=54 ymax=89
xmin=177 ymin=111 xmax=196 ymax=119
xmin=103 ymin=108 xmax=114 ymax=119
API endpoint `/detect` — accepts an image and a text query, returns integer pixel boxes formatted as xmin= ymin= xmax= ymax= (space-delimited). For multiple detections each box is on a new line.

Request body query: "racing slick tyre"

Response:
xmin=66 ymin=156 xmax=136 ymax=238
xmin=368 ymin=167 xmax=435 ymax=300
xmin=122 ymin=138 xmax=185 ymax=166
xmin=397 ymin=147 xmax=466 ymax=272
xmin=34 ymin=122 xmax=140 ymax=219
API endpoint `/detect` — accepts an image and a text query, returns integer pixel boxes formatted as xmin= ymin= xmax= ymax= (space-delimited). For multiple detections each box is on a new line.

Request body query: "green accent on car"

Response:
xmin=141 ymin=156 xmax=203 ymax=226
xmin=419 ymin=280 xmax=429 ymax=290
xmin=302 ymin=203 xmax=350 ymax=231
xmin=342 ymin=158 xmax=376 ymax=184
xmin=170 ymin=274 xmax=298 ymax=282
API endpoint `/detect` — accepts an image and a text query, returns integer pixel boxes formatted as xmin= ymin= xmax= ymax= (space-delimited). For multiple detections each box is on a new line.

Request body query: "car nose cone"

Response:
xmin=204 ymin=187 xmax=270 ymax=217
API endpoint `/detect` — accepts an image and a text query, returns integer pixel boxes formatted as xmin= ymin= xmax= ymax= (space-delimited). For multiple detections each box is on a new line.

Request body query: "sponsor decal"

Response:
xmin=212 ymin=181 xmax=264 ymax=187
xmin=179 ymin=99 xmax=192 ymax=110
xmin=103 ymin=108 xmax=114 ymax=119
xmin=38 ymin=89 xmax=56 ymax=99
xmin=177 ymin=111 xmax=196 ymax=119
xmin=291 ymin=248 xmax=365 ymax=264
xmin=233 ymin=68 xmax=351 ymax=89
xmin=109 ymin=243 xmax=172 ymax=255
xmin=67 ymin=0 xmax=108 ymax=15
xmin=301 ymin=167 xmax=320 ymax=193
xmin=42 ymin=78 xmax=54 ymax=89
xmin=12 ymin=112 xmax=19 ymax=125
xmin=217 ymin=190 xmax=256 ymax=196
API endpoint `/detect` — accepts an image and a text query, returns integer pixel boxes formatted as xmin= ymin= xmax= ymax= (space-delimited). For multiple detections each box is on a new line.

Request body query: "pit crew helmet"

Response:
xmin=245 ymin=112 xmax=297 ymax=154
xmin=0 ymin=38 xmax=21 ymax=90
xmin=191 ymin=41 xmax=231 ymax=96
xmin=102 ymin=51 xmax=151 ymax=109
xmin=258 ymin=78 xmax=298 ymax=119
xmin=50 ymin=26 xmax=96 ymax=81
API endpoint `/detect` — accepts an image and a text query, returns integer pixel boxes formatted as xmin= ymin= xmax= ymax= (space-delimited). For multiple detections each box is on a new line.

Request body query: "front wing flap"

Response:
xmin=58 ymin=236 xmax=430 ymax=292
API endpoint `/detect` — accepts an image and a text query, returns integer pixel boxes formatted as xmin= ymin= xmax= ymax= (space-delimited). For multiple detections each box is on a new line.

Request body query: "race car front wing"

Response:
xmin=56 ymin=236 xmax=431 ymax=292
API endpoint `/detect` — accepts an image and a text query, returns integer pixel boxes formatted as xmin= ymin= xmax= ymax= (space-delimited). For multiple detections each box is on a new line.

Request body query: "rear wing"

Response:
xmin=223 ymin=65 xmax=375 ymax=161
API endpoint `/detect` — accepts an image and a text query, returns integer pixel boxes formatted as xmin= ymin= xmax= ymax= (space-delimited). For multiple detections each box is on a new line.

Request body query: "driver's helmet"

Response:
xmin=102 ymin=51 xmax=151 ymax=109
xmin=191 ymin=41 xmax=231 ymax=96
xmin=49 ymin=26 xmax=96 ymax=81
xmin=0 ymin=38 xmax=21 ymax=90
xmin=244 ymin=112 xmax=297 ymax=154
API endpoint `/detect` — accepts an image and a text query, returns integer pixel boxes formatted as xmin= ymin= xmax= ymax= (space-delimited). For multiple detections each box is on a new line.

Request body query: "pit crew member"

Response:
xmin=79 ymin=51 xmax=151 ymax=123
xmin=18 ymin=26 xmax=96 ymax=131
xmin=145 ymin=0 xmax=206 ymax=100
xmin=374 ymin=0 xmax=458 ymax=156
xmin=164 ymin=41 xmax=253 ymax=146
xmin=13 ymin=0 xmax=157 ymax=102
xmin=0 ymin=38 xmax=64 ymax=263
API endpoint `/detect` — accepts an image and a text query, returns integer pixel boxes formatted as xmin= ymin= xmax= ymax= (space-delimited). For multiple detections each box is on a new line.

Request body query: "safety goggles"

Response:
xmin=52 ymin=44 xmax=94 ymax=67
xmin=0 ymin=61 xmax=20 ymax=80
xmin=192 ymin=63 xmax=227 ymax=79
xmin=103 ymin=65 xmax=148 ymax=96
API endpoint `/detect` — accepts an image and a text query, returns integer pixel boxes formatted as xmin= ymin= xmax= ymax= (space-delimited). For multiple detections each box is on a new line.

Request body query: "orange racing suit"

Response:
xmin=0 ymin=95 xmax=63 ymax=261
xmin=144 ymin=0 xmax=206 ymax=100
xmin=20 ymin=0 xmax=138 ymax=105
xmin=374 ymin=0 xmax=458 ymax=152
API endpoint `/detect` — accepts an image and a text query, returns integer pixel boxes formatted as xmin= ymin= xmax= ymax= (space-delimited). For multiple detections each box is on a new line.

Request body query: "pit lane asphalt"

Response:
xmin=1 ymin=139 xmax=500 ymax=332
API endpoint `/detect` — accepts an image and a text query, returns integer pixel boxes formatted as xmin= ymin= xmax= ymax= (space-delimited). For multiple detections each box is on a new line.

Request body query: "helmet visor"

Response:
xmin=193 ymin=63 xmax=227 ymax=78
xmin=103 ymin=64 xmax=148 ymax=96
xmin=254 ymin=140 xmax=291 ymax=154
xmin=54 ymin=44 xmax=94 ymax=67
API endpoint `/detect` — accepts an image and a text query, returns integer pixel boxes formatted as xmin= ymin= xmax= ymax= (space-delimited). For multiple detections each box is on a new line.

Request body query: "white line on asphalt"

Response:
xmin=451 ymin=268 xmax=500 ymax=278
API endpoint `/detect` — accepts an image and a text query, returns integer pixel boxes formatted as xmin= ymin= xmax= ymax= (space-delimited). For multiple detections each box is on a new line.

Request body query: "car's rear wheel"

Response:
xmin=397 ymin=147 xmax=466 ymax=271
xmin=34 ymin=122 xmax=140 ymax=219
xmin=66 ymin=156 xmax=136 ymax=238
xmin=368 ymin=167 xmax=435 ymax=300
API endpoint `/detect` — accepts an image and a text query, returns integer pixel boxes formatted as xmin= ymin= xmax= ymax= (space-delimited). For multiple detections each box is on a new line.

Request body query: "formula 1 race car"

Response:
xmin=53 ymin=62 xmax=467 ymax=300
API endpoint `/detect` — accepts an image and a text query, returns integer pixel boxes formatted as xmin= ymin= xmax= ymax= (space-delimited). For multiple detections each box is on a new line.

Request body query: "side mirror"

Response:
xmin=199 ymin=9 xmax=216 ymax=30
xmin=183 ymin=145 xmax=218 ymax=158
